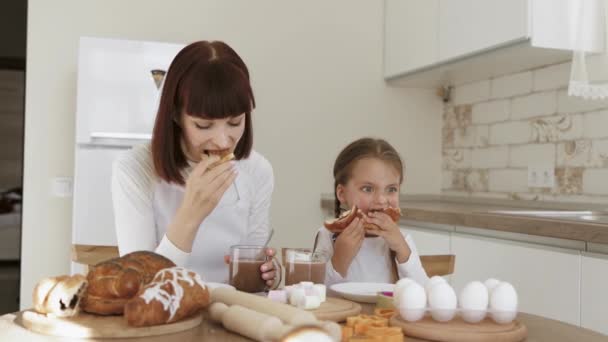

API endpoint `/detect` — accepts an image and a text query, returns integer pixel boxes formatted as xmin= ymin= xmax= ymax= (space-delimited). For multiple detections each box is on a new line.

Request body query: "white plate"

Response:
xmin=330 ymin=282 xmax=394 ymax=303
xmin=206 ymin=282 xmax=236 ymax=291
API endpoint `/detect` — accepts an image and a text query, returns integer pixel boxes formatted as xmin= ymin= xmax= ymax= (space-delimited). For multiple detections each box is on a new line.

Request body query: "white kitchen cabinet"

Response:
xmin=385 ymin=0 xmax=605 ymax=87
xmin=439 ymin=0 xmax=528 ymax=61
xmin=581 ymin=252 xmax=608 ymax=335
xmin=384 ymin=0 xmax=439 ymax=77
xmin=400 ymin=224 xmax=451 ymax=255
xmin=451 ymin=233 xmax=581 ymax=326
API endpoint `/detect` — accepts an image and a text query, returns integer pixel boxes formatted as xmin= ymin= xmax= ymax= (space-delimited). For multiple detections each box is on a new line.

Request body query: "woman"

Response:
xmin=111 ymin=41 xmax=277 ymax=286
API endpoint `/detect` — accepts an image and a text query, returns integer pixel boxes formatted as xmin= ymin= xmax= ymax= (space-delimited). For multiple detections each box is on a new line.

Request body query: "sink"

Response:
xmin=482 ymin=210 xmax=608 ymax=223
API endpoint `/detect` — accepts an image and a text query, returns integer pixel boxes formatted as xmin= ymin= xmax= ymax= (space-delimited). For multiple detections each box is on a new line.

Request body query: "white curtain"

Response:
xmin=568 ymin=0 xmax=608 ymax=99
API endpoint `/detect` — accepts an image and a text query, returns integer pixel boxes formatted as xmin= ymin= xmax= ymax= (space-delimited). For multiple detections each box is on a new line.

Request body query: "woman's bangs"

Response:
xmin=179 ymin=61 xmax=254 ymax=119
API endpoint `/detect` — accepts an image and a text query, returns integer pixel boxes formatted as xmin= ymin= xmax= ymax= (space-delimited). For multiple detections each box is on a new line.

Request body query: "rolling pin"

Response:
xmin=212 ymin=288 xmax=318 ymax=326
xmin=209 ymin=302 xmax=341 ymax=342
xmin=209 ymin=302 xmax=291 ymax=341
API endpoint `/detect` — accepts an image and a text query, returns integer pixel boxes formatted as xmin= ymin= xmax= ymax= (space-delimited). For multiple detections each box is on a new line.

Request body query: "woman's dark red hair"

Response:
xmin=151 ymin=41 xmax=255 ymax=184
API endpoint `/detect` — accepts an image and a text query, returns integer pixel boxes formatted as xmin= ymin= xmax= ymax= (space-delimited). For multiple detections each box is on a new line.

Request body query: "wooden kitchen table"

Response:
xmin=1 ymin=304 xmax=606 ymax=341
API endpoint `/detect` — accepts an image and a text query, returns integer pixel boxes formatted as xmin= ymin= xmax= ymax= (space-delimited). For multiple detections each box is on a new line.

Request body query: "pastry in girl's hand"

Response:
xmin=124 ymin=267 xmax=210 ymax=327
xmin=324 ymin=206 xmax=402 ymax=234
xmin=32 ymin=274 xmax=87 ymax=317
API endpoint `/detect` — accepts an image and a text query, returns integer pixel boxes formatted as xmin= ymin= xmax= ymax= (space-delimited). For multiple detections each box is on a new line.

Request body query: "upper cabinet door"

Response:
xmin=384 ymin=0 xmax=439 ymax=78
xmin=439 ymin=0 xmax=529 ymax=61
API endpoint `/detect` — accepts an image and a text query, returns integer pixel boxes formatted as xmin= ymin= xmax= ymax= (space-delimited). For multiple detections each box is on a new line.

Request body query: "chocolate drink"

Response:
xmin=285 ymin=261 xmax=326 ymax=285
xmin=229 ymin=259 xmax=267 ymax=293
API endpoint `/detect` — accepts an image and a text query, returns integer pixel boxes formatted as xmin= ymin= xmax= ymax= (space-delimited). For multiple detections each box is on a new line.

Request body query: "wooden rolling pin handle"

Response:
xmin=208 ymin=302 xmax=228 ymax=322
xmin=212 ymin=288 xmax=318 ymax=326
xmin=209 ymin=302 xmax=289 ymax=341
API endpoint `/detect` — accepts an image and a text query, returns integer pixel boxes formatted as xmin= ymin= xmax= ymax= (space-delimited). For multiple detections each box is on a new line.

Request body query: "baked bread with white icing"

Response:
xmin=124 ymin=267 xmax=210 ymax=326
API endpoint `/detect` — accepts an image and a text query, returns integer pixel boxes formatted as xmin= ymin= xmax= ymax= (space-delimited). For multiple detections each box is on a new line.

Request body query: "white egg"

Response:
xmin=484 ymin=278 xmax=501 ymax=295
xmin=489 ymin=282 xmax=518 ymax=324
xmin=458 ymin=281 xmax=488 ymax=323
xmin=427 ymin=282 xmax=457 ymax=322
xmin=393 ymin=278 xmax=416 ymax=306
xmin=397 ymin=281 xmax=427 ymax=322
xmin=425 ymin=275 xmax=447 ymax=294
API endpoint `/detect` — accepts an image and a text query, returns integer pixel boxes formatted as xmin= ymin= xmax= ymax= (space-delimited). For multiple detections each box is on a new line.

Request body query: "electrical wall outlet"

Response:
xmin=528 ymin=166 xmax=555 ymax=188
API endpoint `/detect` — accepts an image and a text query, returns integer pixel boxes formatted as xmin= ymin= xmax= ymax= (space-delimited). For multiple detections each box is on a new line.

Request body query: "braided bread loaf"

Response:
xmin=81 ymin=251 xmax=175 ymax=315
xmin=124 ymin=267 xmax=210 ymax=326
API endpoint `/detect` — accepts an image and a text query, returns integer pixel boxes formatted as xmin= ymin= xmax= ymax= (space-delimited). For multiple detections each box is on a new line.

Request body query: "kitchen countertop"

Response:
xmin=320 ymin=194 xmax=608 ymax=247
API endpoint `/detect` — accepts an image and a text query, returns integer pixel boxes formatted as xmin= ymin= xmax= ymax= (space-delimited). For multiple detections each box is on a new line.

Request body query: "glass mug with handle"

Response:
xmin=228 ymin=245 xmax=282 ymax=293
xmin=282 ymin=248 xmax=327 ymax=286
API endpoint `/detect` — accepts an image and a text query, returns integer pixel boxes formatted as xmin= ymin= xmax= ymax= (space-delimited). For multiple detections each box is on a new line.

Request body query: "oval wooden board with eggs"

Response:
xmin=390 ymin=314 xmax=527 ymax=342
xmin=310 ymin=297 xmax=362 ymax=322
xmin=18 ymin=309 xmax=202 ymax=338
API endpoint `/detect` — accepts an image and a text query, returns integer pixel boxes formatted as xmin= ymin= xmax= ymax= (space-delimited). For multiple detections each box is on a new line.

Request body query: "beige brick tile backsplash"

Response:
xmin=442 ymin=170 xmax=453 ymax=189
xmin=558 ymin=89 xmax=608 ymax=114
xmin=533 ymin=62 xmax=570 ymax=91
xmin=472 ymin=146 xmax=508 ymax=168
xmin=583 ymin=169 xmax=608 ymax=194
xmin=442 ymin=64 xmax=608 ymax=201
xmin=490 ymin=121 xmax=531 ymax=145
xmin=443 ymin=149 xmax=472 ymax=169
xmin=531 ymin=114 xmax=583 ymax=142
xmin=583 ymin=110 xmax=608 ymax=139
xmin=452 ymin=80 xmax=490 ymax=105
xmin=557 ymin=140 xmax=591 ymax=167
xmin=472 ymin=100 xmax=509 ymax=124
xmin=491 ymin=71 xmax=532 ymax=99
xmin=590 ymin=140 xmax=608 ymax=167
xmin=453 ymin=127 xmax=477 ymax=147
xmin=489 ymin=169 xmax=528 ymax=192
xmin=511 ymin=91 xmax=557 ymax=120
xmin=510 ymin=144 xmax=556 ymax=168
xmin=475 ymin=125 xmax=489 ymax=147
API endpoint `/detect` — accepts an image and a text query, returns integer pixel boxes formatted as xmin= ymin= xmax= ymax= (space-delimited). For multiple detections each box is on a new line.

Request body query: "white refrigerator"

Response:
xmin=71 ymin=37 xmax=184 ymax=270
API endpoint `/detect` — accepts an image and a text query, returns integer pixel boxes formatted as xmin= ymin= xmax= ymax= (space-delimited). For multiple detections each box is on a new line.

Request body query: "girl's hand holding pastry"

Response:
xmin=365 ymin=211 xmax=411 ymax=263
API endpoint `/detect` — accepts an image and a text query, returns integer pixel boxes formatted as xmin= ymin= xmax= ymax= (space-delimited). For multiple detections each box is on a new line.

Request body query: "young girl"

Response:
xmin=316 ymin=138 xmax=429 ymax=286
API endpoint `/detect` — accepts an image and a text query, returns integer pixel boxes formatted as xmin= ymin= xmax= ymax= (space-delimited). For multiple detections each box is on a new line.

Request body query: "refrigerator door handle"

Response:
xmin=87 ymin=132 xmax=152 ymax=147
xmin=90 ymin=132 xmax=152 ymax=140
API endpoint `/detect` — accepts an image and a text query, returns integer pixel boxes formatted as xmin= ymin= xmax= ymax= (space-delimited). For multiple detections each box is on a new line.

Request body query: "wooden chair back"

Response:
xmin=72 ymin=244 xmax=119 ymax=267
xmin=420 ymin=254 xmax=456 ymax=277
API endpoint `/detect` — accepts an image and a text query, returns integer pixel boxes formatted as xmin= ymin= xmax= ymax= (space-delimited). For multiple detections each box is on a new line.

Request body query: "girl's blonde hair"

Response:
xmin=332 ymin=138 xmax=404 ymax=218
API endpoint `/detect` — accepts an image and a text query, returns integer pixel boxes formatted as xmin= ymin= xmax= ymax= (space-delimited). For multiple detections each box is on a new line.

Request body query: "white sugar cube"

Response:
xmin=267 ymin=290 xmax=288 ymax=304
xmin=298 ymin=295 xmax=321 ymax=310
xmin=313 ymin=284 xmax=326 ymax=302
xmin=289 ymin=287 xmax=306 ymax=306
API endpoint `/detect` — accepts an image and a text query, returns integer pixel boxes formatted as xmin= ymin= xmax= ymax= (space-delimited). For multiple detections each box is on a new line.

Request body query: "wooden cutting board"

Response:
xmin=390 ymin=313 xmax=527 ymax=342
xmin=20 ymin=309 xmax=202 ymax=338
xmin=310 ymin=297 xmax=361 ymax=322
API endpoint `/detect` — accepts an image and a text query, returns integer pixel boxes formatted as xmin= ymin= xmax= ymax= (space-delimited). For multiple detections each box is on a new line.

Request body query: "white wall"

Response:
xmin=22 ymin=0 xmax=441 ymax=308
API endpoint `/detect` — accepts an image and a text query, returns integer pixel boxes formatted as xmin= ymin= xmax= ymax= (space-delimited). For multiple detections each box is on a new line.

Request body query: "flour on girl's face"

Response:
xmin=140 ymin=267 xmax=206 ymax=322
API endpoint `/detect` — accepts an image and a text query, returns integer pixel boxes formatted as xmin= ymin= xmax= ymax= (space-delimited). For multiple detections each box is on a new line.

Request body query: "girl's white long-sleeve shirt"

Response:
xmin=111 ymin=144 xmax=274 ymax=283
xmin=315 ymin=226 xmax=429 ymax=286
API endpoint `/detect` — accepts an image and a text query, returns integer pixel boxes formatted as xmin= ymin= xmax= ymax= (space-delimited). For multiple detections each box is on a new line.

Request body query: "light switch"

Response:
xmin=51 ymin=177 xmax=73 ymax=197
xmin=528 ymin=166 xmax=554 ymax=188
